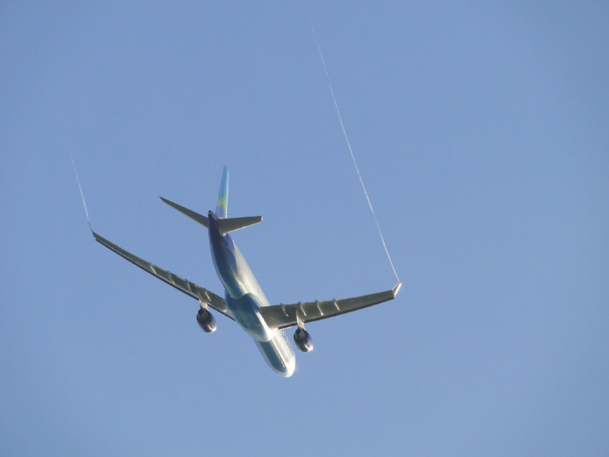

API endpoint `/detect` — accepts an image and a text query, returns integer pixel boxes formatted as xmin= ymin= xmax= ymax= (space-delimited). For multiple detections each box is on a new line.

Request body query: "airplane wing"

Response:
xmin=92 ymin=231 xmax=232 ymax=320
xmin=259 ymin=283 xmax=401 ymax=330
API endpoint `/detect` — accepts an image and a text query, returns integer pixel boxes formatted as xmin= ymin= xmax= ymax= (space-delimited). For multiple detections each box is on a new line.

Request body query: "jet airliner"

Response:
xmin=93 ymin=167 xmax=401 ymax=376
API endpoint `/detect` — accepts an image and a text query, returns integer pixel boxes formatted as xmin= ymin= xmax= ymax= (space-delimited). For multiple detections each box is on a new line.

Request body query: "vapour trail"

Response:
xmin=306 ymin=12 xmax=400 ymax=284
xmin=69 ymin=148 xmax=92 ymax=231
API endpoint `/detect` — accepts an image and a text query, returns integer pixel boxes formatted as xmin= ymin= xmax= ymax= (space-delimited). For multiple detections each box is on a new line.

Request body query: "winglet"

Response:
xmin=392 ymin=282 xmax=402 ymax=297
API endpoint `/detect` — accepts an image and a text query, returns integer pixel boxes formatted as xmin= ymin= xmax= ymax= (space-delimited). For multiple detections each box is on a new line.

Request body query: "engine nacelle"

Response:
xmin=196 ymin=308 xmax=217 ymax=333
xmin=293 ymin=327 xmax=314 ymax=353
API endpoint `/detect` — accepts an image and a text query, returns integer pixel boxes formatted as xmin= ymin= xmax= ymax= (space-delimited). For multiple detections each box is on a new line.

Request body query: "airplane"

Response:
xmin=93 ymin=167 xmax=401 ymax=377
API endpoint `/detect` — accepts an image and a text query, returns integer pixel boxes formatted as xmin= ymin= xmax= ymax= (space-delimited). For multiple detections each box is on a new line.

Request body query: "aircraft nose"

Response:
xmin=274 ymin=356 xmax=296 ymax=377
xmin=278 ymin=360 xmax=296 ymax=378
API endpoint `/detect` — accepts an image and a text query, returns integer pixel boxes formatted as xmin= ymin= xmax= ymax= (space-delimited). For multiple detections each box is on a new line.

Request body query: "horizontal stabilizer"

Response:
xmin=217 ymin=216 xmax=262 ymax=234
xmin=160 ymin=197 xmax=208 ymax=228
xmin=161 ymin=197 xmax=261 ymax=234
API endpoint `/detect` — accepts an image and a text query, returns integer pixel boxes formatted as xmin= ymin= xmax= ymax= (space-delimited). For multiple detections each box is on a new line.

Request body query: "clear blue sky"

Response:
xmin=1 ymin=1 xmax=608 ymax=456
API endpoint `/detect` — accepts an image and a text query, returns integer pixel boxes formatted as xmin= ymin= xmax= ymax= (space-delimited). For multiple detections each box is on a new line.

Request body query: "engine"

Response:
xmin=196 ymin=308 xmax=217 ymax=333
xmin=293 ymin=327 xmax=314 ymax=353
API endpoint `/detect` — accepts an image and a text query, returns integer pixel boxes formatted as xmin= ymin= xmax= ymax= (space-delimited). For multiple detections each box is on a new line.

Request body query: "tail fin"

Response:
xmin=216 ymin=166 xmax=229 ymax=219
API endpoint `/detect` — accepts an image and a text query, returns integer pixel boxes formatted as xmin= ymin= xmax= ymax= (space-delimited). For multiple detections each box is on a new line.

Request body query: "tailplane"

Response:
xmin=217 ymin=216 xmax=261 ymax=234
xmin=160 ymin=167 xmax=262 ymax=234
xmin=160 ymin=197 xmax=209 ymax=228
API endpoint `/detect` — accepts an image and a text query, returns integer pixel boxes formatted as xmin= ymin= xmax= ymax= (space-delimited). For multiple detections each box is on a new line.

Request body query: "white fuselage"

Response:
xmin=207 ymin=211 xmax=295 ymax=377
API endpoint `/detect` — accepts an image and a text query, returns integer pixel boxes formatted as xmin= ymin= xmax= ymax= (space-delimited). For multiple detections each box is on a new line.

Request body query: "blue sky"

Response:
xmin=1 ymin=1 xmax=608 ymax=456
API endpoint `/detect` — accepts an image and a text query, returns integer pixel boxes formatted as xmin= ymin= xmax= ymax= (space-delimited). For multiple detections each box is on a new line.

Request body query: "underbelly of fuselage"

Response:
xmin=254 ymin=330 xmax=296 ymax=377
xmin=208 ymin=214 xmax=296 ymax=376
xmin=226 ymin=293 xmax=275 ymax=341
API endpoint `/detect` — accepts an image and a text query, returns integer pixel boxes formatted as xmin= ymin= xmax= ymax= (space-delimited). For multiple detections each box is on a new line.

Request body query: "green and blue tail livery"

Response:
xmin=216 ymin=166 xmax=229 ymax=219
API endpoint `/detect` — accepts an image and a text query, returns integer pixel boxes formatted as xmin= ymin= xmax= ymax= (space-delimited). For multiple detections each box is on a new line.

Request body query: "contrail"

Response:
xmin=306 ymin=11 xmax=400 ymax=283
xmin=69 ymin=146 xmax=92 ymax=231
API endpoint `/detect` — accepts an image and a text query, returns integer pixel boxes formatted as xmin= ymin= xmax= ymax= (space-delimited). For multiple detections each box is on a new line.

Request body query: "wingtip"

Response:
xmin=392 ymin=282 xmax=402 ymax=297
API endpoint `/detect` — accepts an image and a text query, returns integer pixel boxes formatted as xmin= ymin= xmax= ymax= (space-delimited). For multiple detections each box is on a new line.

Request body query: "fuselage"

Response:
xmin=207 ymin=211 xmax=296 ymax=377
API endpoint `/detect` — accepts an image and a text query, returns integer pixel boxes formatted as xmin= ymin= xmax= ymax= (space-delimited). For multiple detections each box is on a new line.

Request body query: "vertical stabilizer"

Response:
xmin=216 ymin=166 xmax=229 ymax=219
